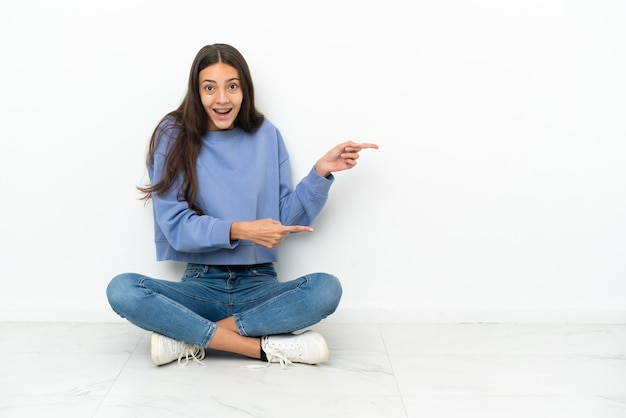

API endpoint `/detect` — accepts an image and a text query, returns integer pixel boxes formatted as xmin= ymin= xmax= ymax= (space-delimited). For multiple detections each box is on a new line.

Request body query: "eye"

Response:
xmin=203 ymin=85 xmax=215 ymax=92
xmin=228 ymin=83 xmax=239 ymax=91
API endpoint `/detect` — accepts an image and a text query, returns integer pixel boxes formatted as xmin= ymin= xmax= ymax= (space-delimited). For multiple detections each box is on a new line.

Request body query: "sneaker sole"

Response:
xmin=150 ymin=332 xmax=165 ymax=366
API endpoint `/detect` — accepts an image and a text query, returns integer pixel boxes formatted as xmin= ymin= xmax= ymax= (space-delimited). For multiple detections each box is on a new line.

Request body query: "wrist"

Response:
xmin=314 ymin=162 xmax=331 ymax=178
xmin=230 ymin=221 xmax=247 ymax=241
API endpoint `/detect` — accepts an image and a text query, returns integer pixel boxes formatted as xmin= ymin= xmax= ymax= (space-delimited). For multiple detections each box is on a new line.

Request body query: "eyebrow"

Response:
xmin=200 ymin=77 xmax=240 ymax=83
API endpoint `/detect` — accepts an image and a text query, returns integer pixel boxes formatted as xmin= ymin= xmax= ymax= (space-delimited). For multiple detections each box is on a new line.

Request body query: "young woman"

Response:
xmin=106 ymin=43 xmax=378 ymax=368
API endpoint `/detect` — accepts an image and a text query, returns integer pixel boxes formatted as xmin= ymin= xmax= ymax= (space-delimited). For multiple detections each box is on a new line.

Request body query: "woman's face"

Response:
xmin=198 ymin=62 xmax=243 ymax=131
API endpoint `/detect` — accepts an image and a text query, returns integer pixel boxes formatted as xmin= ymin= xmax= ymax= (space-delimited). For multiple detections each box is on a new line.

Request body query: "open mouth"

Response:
xmin=213 ymin=108 xmax=232 ymax=116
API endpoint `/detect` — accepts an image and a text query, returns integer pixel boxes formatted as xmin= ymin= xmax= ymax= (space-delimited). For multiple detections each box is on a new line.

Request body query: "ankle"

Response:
xmin=260 ymin=340 xmax=268 ymax=362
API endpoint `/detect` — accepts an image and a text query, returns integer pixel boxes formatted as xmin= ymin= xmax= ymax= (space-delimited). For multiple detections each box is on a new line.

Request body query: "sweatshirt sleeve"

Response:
xmin=149 ymin=127 xmax=237 ymax=253
xmin=151 ymin=185 xmax=236 ymax=253
xmin=278 ymin=157 xmax=335 ymax=226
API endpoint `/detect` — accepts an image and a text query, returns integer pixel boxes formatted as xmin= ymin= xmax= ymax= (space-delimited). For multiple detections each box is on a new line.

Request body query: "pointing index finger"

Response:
xmin=346 ymin=142 xmax=379 ymax=151
xmin=285 ymin=225 xmax=314 ymax=233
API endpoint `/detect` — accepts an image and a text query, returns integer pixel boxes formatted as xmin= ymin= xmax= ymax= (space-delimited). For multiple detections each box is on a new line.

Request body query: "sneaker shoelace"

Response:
xmin=259 ymin=336 xmax=301 ymax=369
xmin=175 ymin=342 xmax=206 ymax=367
xmin=264 ymin=348 xmax=295 ymax=369
xmin=241 ymin=336 xmax=300 ymax=370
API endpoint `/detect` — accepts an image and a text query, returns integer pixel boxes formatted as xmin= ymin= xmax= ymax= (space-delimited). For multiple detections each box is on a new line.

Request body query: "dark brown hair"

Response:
xmin=139 ymin=44 xmax=264 ymax=213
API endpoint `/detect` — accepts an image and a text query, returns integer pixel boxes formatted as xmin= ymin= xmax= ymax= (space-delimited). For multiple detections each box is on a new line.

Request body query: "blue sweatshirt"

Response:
xmin=149 ymin=118 xmax=334 ymax=265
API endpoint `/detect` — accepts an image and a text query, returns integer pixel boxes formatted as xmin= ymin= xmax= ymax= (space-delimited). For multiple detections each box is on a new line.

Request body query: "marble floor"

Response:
xmin=0 ymin=321 xmax=625 ymax=417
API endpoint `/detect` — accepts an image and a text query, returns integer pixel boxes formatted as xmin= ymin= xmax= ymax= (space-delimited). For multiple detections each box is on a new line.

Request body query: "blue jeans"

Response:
xmin=106 ymin=263 xmax=342 ymax=347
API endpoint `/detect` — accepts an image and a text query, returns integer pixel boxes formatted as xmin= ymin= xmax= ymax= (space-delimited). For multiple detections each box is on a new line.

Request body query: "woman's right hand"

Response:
xmin=230 ymin=219 xmax=313 ymax=248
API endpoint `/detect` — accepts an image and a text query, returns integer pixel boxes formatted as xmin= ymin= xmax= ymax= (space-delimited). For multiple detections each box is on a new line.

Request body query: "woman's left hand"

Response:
xmin=314 ymin=141 xmax=379 ymax=178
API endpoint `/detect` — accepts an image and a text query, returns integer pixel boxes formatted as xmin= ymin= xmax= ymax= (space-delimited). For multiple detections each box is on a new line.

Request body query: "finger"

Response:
xmin=285 ymin=225 xmax=314 ymax=233
xmin=340 ymin=152 xmax=360 ymax=161
xmin=345 ymin=143 xmax=379 ymax=152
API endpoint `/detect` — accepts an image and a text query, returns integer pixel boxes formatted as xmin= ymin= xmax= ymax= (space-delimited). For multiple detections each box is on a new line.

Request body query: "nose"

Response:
xmin=216 ymin=88 xmax=229 ymax=104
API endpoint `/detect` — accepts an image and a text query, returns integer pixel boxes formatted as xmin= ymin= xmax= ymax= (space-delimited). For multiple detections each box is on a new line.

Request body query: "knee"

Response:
xmin=310 ymin=273 xmax=342 ymax=313
xmin=106 ymin=273 xmax=139 ymax=315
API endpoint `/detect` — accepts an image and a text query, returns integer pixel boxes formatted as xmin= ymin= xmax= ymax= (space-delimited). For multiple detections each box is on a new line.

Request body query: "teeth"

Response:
xmin=215 ymin=109 xmax=230 ymax=114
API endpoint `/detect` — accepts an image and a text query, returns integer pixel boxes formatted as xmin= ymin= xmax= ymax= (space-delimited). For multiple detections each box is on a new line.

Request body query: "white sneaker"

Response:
xmin=261 ymin=330 xmax=329 ymax=369
xmin=150 ymin=332 xmax=206 ymax=367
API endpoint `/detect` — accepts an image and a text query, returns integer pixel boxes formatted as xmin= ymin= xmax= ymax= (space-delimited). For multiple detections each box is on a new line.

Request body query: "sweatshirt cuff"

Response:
xmin=306 ymin=167 xmax=334 ymax=194
xmin=210 ymin=219 xmax=238 ymax=249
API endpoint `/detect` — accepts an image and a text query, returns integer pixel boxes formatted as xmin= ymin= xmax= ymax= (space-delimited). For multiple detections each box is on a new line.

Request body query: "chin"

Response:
xmin=210 ymin=120 xmax=234 ymax=130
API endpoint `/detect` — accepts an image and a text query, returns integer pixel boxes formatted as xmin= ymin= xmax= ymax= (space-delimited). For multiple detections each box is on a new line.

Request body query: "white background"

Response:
xmin=1 ymin=0 xmax=625 ymax=323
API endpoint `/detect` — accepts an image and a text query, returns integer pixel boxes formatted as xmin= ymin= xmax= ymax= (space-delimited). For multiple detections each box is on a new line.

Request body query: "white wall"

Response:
xmin=1 ymin=0 xmax=625 ymax=323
